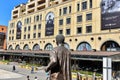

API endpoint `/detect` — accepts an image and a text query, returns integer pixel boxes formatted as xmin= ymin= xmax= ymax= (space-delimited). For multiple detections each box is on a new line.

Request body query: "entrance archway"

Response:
xmin=101 ymin=40 xmax=120 ymax=51
xmin=44 ymin=43 xmax=53 ymax=50
xmin=64 ymin=43 xmax=70 ymax=49
xmin=8 ymin=45 xmax=13 ymax=50
xmin=32 ymin=44 xmax=40 ymax=50
xmin=77 ymin=42 xmax=92 ymax=51
xmin=23 ymin=44 xmax=29 ymax=50
xmin=15 ymin=45 xmax=21 ymax=50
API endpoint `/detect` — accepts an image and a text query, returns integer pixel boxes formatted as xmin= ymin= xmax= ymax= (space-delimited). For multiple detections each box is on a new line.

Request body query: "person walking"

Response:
xmin=31 ymin=66 xmax=34 ymax=74
xmin=34 ymin=76 xmax=38 ymax=80
xmin=27 ymin=75 xmax=30 ymax=80
xmin=12 ymin=65 xmax=16 ymax=72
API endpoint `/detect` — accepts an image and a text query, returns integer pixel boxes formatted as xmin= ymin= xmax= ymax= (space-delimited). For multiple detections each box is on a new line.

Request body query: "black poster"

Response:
xmin=16 ymin=21 xmax=22 ymax=39
xmin=101 ymin=0 xmax=120 ymax=30
xmin=45 ymin=12 xmax=54 ymax=36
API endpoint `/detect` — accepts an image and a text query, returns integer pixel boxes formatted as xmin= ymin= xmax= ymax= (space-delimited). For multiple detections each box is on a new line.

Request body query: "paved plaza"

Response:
xmin=0 ymin=63 xmax=76 ymax=80
xmin=0 ymin=63 xmax=47 ymax=80
xmin=0 ymin=69 xmax=23 ymax=79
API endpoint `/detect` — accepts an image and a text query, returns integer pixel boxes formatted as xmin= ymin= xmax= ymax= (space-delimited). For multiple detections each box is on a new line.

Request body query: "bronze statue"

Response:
xmin=45 ymin=34 xmax=72 ymax=80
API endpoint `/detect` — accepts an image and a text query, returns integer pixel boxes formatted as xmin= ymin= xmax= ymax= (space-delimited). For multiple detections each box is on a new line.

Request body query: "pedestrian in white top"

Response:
xmin=34 ymin=77 xmax=38 ymax=80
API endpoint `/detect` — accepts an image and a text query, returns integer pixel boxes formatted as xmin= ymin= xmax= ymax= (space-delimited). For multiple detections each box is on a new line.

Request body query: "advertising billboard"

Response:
xmin=101 ymin=0 xmax=120 ymax=30
xmin=45 ymin=12 xmax=54 ymax=36
xmin=16 ymin=21 xmax=22 ymax=39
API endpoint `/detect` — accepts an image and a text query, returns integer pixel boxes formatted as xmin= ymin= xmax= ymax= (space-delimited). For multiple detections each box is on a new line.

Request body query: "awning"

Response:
xmin=0 ymin=50 xmax=120 ymax=62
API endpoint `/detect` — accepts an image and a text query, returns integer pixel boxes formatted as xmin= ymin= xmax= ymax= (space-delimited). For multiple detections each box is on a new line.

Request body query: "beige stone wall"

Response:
xmin=8 ymin=0 xmax=120 ymax=51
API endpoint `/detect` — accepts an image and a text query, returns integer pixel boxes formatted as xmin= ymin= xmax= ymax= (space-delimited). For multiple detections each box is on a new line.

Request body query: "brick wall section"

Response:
xmin=0 ymin=25 xmax=7 ymax=50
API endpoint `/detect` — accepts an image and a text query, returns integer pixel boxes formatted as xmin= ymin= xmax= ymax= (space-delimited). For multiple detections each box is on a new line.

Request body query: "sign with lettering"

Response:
xmin=45 ymin=12 xmax=54 ymax=36
xmin=101 ymin=0 xmax=120 ymax=30
xmin=16 ymin=21 xmax=22 ymax=39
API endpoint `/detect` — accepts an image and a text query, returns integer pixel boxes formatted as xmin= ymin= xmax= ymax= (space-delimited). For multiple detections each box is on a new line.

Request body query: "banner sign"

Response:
xmin=101 ymin=0 xmax=120 ymax=30
xmin=45 ymin=12 xmax=54 ymax=36
xmin=16 ymin=21 xmax=22 ymax=39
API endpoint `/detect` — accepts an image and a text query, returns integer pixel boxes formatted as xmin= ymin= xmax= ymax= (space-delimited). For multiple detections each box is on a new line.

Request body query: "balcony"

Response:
xmin=27 ymin=9 xmax=35 ymax=14
xmin=28 ymin=3 xmax=35 ymax=9
xmin=12 ymin=15 xmax=18 ymax=19
xmin=13 ymin=10 xmax=18 ymax=15
xmin=37 ymin=5 xmax=45 ymax=11
xmin=30 ymin=0 xmax=34 ymax=2
xmin=37 ymin=0 xmax=45 ymax=5
xmin=62 ymin=0 xmax=68 ymax=2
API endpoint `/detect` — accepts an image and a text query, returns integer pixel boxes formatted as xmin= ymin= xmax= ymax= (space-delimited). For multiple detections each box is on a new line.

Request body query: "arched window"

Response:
xmin=77 ymin=42 xmax=92 ymax=51
xmin=8 ymin=45 xmax=13 ymax=50
xmin=15 ymin=45 xmax=21 ymax=50
xmin=44 ymin=43 xmax=53 ymax=50
xmin=23 ymin=44 xmax=29 ymax=50
xmin=101 ymin=40 xmax=120 ymax=51
xmin=33 ymin=44 xmax=40 ymax=50
xmin=64 ymin=43 xmax=70 ymax=49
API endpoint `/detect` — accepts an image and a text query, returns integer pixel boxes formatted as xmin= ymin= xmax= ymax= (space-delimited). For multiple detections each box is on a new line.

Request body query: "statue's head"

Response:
xmin=56 ymin=34 xmax=65 ymax=45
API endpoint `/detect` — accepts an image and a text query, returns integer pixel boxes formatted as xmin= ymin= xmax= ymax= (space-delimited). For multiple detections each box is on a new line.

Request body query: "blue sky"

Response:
xmin=0 ymin=0 xmax=28 ymax=26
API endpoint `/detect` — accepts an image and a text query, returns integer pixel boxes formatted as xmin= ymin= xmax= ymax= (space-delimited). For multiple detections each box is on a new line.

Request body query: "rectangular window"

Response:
xmin=33 ymin=33 xmax=36 ymax=38
xmin=77 ymin=3 xmax=80 ymax=11
xmin=12 ymin=30 xmax=14 ymax=34
xmin=40 ymin=14 xmax=42 ymax=20
xmin=29 ymin=17 xmax=31 ymax=23
xmin=24 ymin=19 xmax=26 ymax=24
xmin=90 ymin=0 xmax=92 ymax=8
xmin=9 ymin=37 xmax=11 ymax=40
xmin=10 ymin=23 xmax=14 ymax=28
xmin=59 ymin=9 xmax=62 ymax=16
xmin=63 ymin=7 xmax=67 ymax=15
xmin=38 ymin=24 xmax=41 ymax=29
xmin=12 ymin=36 xmax=14 ymax=40
xmin=82 ymin=1 xmax=87 ymax=10
xmin=27 ymin=18 xmax=29 ymax=24
xmin=59 ymin=19 xmax=63 ymax=25
xmin=9 ymin=30 xmax=11 ymax=34
xmin=24 ymin=35 xmax=26 ymax=39
xmin=36 ymin=15 xmax=39 ymax=21
xmin=69 ymin=6 xmax=71 ymax=13
xmin=59 ymin=30 xmax=63 ymax=34
xmin=86 ymin=26 xmax=92 ymax=33
xmin=24 ymin=27 xmax=26 ymax=32
xmin=38 ymin=33 xmax=41 ymax=38
xmin=28 ymin=26 xmax=30 ymax=31
xmin=66 ymin=18 xmax=71 ymax=24
xmin=77 ymin=15 xmax=82 ymax=22
xmin=66 ymin=29 xmax=70 ymax=35
xmin=34 ymin=16 xmax=35 ymax=22
xmin=77 ymin=27 xmax=82 ymax=34
xmin=28 ymin=34 xmax=30 ymax=39
xmin=86 ymin=13 xmax=92 ymax=20
xmin=34 ymin=25 xmax=36 ymax=30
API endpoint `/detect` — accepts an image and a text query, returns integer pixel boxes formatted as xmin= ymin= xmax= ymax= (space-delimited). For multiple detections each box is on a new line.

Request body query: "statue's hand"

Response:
xmin=44 ymin=66 xmax=48 ymax=72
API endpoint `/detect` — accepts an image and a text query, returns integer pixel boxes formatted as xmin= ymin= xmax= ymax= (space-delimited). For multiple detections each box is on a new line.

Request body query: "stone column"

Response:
xmin=46 ymin=0 xmax=50 ymax=7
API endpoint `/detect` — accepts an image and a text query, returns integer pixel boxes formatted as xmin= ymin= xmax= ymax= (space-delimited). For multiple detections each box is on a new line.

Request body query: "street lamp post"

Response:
xmin=109 ymin=24 xmax=112 ymax=51
xmin=109 ymin=24 xmax=112 ymax=33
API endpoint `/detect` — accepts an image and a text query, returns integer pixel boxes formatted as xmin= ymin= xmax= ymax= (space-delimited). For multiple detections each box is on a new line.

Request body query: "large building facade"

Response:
xmin=0 ymin=25 xmax=7 ymax=50
xmin=8 ymin=0 xmax=120 ymax=51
